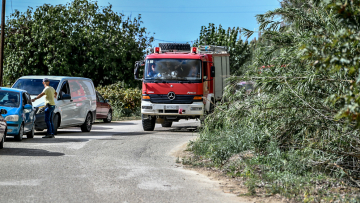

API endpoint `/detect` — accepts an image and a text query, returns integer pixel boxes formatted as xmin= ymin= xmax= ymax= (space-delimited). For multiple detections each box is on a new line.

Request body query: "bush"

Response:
xmin=96 ymin=82 xmax=141 ymax=119
xmin=188 ymin=1 xmax=360 ymax=201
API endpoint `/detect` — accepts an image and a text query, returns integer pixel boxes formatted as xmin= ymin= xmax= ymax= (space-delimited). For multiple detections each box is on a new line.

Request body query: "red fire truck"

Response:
xmin=134 ymin=43 xmax=230 ymax=131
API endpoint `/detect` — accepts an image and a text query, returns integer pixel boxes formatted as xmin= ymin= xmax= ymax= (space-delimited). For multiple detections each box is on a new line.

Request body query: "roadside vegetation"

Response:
xmin=187 ymin=0 xmax=360 ymax=202
xmin=96 ymin=82 xmax=141 ymax=121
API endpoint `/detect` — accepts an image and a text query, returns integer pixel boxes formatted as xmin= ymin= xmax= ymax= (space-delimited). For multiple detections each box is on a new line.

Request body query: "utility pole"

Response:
xmin=0 ymin=0 xmax=5 ymax=86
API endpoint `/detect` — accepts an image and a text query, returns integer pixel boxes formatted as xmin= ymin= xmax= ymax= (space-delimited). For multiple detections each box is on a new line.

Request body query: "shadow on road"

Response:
xmin=94 ymin=122 xmax=137 ymax=126
xmin=112 ymin=131 xmax=154 ymax=136
xmin=5 ymin=137 xmax=90 ymax=144
xmin=156 ymin=126 xmax=200 ymax=133
xmin=0 ymin=147 xmax=65 ymax=156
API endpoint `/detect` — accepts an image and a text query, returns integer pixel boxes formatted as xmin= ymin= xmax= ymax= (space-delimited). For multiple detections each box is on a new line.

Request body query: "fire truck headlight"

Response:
xmin=190 ymin=107 xmax=202 ymax=111
xmin=142 ymin=106 xmax=153 ymax=110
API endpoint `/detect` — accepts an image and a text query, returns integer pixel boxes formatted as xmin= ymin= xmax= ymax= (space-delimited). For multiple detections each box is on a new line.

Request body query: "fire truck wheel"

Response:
xmin=159 ymin=43 xmax=190 ymax=51
xmin=142 ymin=115 xmax=155 ymax=131
xmin=161 ymin=121 xmax=172 ymax=127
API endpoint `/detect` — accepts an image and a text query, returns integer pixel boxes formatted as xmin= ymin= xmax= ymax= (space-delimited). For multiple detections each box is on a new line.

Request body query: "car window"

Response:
xmin=96 ymin=92 xmax=100 ymax=102
xmin=97 ymin=92 xmax=105 ymax=103
xmin=22 ymin=93 xmax=27 ymax=106
xmin=0 ymin=91 xmax=20 ymax=107
xmin=25 ymin=93 xmax=32 ymax=105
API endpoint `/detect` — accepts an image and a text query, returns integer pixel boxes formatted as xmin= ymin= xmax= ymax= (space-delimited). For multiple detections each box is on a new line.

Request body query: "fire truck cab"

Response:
xmin=134 ymin=43 xmax=230 ymax=131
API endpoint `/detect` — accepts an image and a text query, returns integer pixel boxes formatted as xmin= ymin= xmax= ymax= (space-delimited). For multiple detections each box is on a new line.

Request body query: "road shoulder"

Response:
xmin=170 ymin=141 xmax=286 ymax=203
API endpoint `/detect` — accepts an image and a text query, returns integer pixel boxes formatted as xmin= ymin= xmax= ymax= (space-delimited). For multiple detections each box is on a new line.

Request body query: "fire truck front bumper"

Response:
xmin=141 ymin=101 xmax=204 ymax=116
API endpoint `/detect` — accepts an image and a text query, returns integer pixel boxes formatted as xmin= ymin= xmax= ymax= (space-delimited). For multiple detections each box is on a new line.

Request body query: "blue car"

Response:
xmin=0 ymin=87 xmax=35 ymax=141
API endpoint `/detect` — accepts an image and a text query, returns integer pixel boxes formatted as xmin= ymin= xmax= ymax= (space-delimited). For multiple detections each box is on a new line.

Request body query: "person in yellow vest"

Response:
xmin=32 ymin=78 xmax=58 ymax=138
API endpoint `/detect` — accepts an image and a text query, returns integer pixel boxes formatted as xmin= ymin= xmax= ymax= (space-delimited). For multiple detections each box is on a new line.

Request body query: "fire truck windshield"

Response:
xmin=144 ymin=59 xmax=201 ymax=81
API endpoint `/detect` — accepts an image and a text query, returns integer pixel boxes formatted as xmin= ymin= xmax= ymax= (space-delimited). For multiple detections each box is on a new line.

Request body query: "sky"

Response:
xmin=4 ymin=0 xmax=281 ymax=46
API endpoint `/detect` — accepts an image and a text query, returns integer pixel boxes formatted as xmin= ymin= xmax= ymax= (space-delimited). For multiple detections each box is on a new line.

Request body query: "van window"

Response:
xmin=12 ymin=79 xmax=60 ymax=95
xmin=59 ymin=81 xmax=70 ymax=99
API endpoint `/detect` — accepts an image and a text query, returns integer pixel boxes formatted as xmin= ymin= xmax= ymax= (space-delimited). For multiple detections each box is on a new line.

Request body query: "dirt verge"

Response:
xmin=171 ymin=142 xmax=288 ymax=203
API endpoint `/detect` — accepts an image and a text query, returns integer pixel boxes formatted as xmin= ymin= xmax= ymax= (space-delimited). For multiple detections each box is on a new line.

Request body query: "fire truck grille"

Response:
xmin=148 ymin=95 xmax=201 ymax=104
xmin=158 ymin=110 xmax=178 ymax=113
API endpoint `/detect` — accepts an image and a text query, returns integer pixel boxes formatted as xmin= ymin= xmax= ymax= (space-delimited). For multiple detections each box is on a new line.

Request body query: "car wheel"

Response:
xmin=161 ymin=121 xmax=172 ymax=127
xmin=0 ymin=134 xmax=4 ymax=149
xmin=142 ymin=114 xmax=155 ymax=131
xmin=27 ymin=126 xmax=34 ymax=138
xmin=103 ymin=111 xmax=112 ymax=123
xmin=53 ymin=114 xmax=59 ymax=135
xmin=81 ymin=113 xmax=92 ymax=132
xmin=15 ymin=124 xmax=24 ymax=141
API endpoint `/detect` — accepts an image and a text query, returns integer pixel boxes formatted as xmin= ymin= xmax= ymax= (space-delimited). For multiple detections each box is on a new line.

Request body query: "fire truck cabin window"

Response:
xmin=145 ymin=59 xmax=202 ymax=80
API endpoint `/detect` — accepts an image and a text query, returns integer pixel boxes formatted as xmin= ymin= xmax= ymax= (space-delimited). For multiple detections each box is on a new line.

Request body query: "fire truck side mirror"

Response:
xmin=134 ymin=61 xmax=143 ymax=81
xmin=210 ymin=66 xmax=215 ymax=77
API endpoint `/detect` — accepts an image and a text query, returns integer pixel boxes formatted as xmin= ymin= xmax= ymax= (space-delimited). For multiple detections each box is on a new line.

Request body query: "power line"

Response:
xmin=119 ymin=11 xmax=269 ymax=14
xmin=110 ymin=5 xmax=279 ymax=9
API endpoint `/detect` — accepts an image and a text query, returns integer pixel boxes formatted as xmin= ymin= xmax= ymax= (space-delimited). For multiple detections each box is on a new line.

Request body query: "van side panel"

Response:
xmin=68 ymin=79 xmax=96 ymax=124
xmin=83 ymin=80 xmax=97 ymax=123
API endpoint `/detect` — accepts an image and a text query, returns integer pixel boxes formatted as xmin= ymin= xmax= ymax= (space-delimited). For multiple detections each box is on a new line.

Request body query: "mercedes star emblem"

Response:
xmin=167 ymin=92 xmax=176 ymax=100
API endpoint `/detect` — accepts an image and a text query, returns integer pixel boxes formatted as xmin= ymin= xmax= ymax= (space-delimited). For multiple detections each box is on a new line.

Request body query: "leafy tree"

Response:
xmin=3 ymin=0 xmax=153 ymax=87
xmin=193 ymin=23 xmax=253 ymax=75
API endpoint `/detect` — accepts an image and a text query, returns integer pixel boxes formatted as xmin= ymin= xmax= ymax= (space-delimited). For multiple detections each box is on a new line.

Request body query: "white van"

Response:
xmin=12 ymin=76 xmax=97 ymax=133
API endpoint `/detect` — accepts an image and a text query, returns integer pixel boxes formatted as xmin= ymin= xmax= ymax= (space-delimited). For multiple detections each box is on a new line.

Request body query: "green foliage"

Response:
xmin=96 ymin=82 xmax=141 ymax=118
xmin=189 ymin=0 xmax=360 ymax=201
xmin=193 ymin=23 xmax=253 ymax=75
xmin=4 ymin=0 xmax=153 ymax=87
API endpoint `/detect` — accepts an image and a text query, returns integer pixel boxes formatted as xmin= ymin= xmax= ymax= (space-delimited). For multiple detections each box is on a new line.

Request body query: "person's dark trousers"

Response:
xmin=44 ymin=105 xmax=56 ymax=136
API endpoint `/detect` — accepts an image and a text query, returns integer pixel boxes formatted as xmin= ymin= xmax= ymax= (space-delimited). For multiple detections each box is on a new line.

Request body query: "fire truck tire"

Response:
xmin=159 ymin=43 xmax=190 ymax=51
xmin=161 ymin=121 xmax=172 ymax=127
xmin=142 ymin=115 xmax=155 ymax=131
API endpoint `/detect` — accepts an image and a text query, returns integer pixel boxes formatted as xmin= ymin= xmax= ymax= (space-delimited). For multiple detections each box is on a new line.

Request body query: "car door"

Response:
xmin=22 ymin=92 xmax=32 ymax=132
xmin=95 ymin=92 xmax=103 ymax=119
xmin=57 ymin=81 xmax=76 ymax=126
xmin=25 ymin=93 xmax=35 ymax=131
xmin=97 ymin=92 xmax=107 ymax=118
xmin=0 ymin=114 xmax=6 ymax=140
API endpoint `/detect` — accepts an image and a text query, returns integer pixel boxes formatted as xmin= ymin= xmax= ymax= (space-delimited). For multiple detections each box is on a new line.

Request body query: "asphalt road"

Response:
xmin=0 ymin=120 xmax=242 ymax=203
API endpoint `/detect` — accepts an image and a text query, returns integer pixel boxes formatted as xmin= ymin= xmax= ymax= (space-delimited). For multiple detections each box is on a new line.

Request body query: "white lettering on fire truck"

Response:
xmin=187 ymin=92 xmax=196 ymax=94
xmin=148 ymin=91 xmax=154 ymax=93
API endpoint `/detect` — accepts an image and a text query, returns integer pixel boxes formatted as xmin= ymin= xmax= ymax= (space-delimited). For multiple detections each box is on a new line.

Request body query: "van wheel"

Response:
xmin=161 ymin=121 xmax=172 ymax=127
xmin=103 ymin=111 xmax=112 ymax=123
xmin=142 ymin=114 xmax=155 ymax=131
xmin=15 ymin=124 xmax=24 ymax=141
xmin=27 ymin=126 xmax=34 ymax=138
xmin=81 ymin=113 xmax=92 ymax=132
xmin=53 ymin=114 xmax=59 ymax=135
